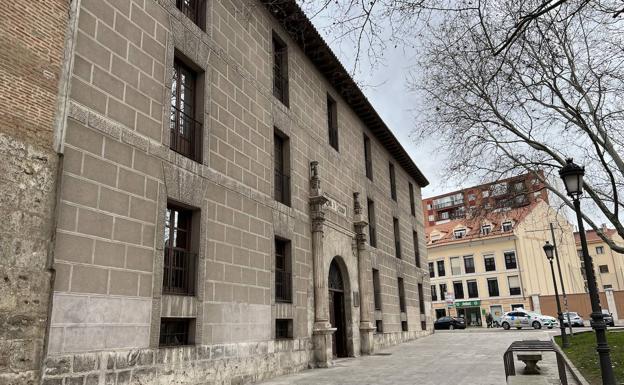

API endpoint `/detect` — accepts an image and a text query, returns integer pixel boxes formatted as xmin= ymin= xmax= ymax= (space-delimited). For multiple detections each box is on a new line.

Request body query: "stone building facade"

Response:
xmin=30 ymin=0 xmax=432 ymax=384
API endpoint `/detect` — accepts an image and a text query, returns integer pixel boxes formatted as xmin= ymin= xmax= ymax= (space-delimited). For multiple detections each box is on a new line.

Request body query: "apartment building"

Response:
xmin=1 ymin=0 xmax=434 ymax=383
xmin=425 ymin=179 xmax=584 ymax=326
xmin=575 ymin=226 xmax=624 ymax=291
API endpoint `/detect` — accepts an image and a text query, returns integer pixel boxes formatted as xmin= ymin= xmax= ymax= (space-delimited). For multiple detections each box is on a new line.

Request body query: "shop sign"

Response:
xmin=454 ymin=300 xmax=481 ymax=308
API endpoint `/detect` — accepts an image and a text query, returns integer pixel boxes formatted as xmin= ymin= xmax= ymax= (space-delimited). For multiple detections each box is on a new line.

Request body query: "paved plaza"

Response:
xmin=258 ymin=329 xmax=570 ymax=385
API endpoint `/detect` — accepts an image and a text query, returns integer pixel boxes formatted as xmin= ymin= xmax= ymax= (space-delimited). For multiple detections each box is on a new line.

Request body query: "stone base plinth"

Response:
xmin=359 ymin=322 xmax=376 ymax=355
xmin=312 ymin=324 xmax=336 ymax=368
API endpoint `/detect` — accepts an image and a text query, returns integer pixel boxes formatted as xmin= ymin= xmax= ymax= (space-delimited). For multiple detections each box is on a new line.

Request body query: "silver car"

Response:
xmin=562 ymin=312 xmax=585 ymax=327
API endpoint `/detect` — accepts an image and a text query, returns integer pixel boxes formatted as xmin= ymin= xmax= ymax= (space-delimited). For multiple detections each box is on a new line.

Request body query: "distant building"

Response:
xmin=575 ymin=226 xmax=624 ymax=291
xmin=425 ymin=176 xmax=584 ymax=326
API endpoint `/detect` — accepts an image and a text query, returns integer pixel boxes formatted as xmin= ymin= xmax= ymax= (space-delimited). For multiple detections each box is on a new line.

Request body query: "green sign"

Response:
xmin=454 ymin=300 xmax=481 ymax=308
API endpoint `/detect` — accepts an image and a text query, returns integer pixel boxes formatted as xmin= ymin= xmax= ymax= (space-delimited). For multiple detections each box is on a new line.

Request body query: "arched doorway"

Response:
xmin=328 ymin=259 xmax=348 ymax=358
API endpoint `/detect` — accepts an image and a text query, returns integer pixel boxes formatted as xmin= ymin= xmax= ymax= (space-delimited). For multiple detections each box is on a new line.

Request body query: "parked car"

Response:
xmin=500 ymin=309 xmax=559 ymax=330
xmin=434 ymin=316 xmax=466 ymax=330
xmin=602 ymin=310 xmax=615 ymax=327
xmin=562 ymin=312 xmax=585 ymax=327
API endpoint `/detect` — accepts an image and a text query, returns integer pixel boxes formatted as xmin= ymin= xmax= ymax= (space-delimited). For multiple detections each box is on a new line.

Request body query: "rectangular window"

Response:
xmin=453 ymin=229 xmax=466 ymax=239
xmin=508 ymin=275 xmax=521 ymax=295
xmin=439 ymin=284 xmax=447 ymax=300
xmin=413 ymin=231 xmax=420 ymax=267
xmin=481 ymin=225 xmax=491 ymax=235
xmin=429 ymin=262 xmax=435 ymax=278
xmin=484 ymin=255 xmax=496 ymax=272
xmin=272 ymin=33 xmax=288 ymax=106
xmin=402 ymin=320 xmax=408 ymax=332
xmin=596 ymin=246 xmax=605 ymax=254
xmin=450 ymin=257 xmax=461 ymax=275
xmin=175 ymin=0 xmax=206 ymax=29
xmin=418 ymin=283 xmax=425 ymax=314
xmin=373 ymin=269 xmax=382 ymax=310
xmin=421 ymin=321 xmax=427 ymax=331
xmin=164 ymin=204 xmax=196 ymax=295
xmin=159 ymin=318 xmax=192 ymax=346
xmin=275 ymin=319 xmax=293 ymax=339
xmin=437 ymin=260 xmax=446 ymax=277
xmin=502 ymin=221 xmax=513 ymax=232
xmin=389 ymin=163 xmax=397 ymax=201
xmin=604 ymin=284 xmax=613 ymax=290
xmin=487 ymin=278 xmax=500 ymax=297
xmin=431 ymin=285 xmax=438 ymax=301
xmin=398 ymin=277 xmax=406 ymax=312
xmin=367 ymin=199 xmax=377 ymax=247
xmin=599 ymin=265 xmax=609 ymax=273
xmin=463 ymin=255 xmax=475 ymax=274
xmin=274 ymin=130 xmax=290 ymax=206
xmin=453 ymin=281 xmax=464 ymax=299
xmin=275 ymin=238 xmax=292 ymax=303
xmin=393 ymin=217 xmax=401 ymax=259
xmin=327 ymin=94 xmax=338 ymax=150
xmin=375 ymin=320 xmax=383 ymax=333
xmin=504 ymin=251 xmax=517 ymax=269
xmin=467 ymin=280 xmax=478 ymax=298
xmin=409 ymin=183 xmax=416 ymax=216
xmin=170 ymin=59 xmax=202 ymax=162
xmin=364 ymin=134 xmax=373 ymax=180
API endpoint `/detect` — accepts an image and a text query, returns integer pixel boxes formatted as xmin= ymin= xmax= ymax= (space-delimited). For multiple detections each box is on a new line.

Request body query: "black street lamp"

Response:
xmin=559 ymin=158 xmax=616 ymax=385
xmin=543 ymin=241 xmax=569 ymax=348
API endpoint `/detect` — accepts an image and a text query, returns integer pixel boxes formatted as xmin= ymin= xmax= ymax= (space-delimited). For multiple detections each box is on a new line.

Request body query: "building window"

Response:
xmin=439 ymin=284 xmax=447 ymax=300
xmin=504 ymin=251 xmax=517 ymax=269
xmin=604 ymin=284 xmax=613 ymax=290
xmin=389 ymin=163 xmax=397 ymax=201
xmin=367 ymin=199 xmax=377 ymax=247
xmin=481 ymin=224 xmax=491 ymax=235
xmin=274 ymin=129 xmax=290 ymax=206
xmin=375 ymin=320 xmax=383 ymax=333
xmin=437 ymin=260 xmax=446 ymax=277
xmin=428 ymin=214 xmax=435 ymax=222
xmin=327 ymin=94 xmax=339 ymax=150
xmin=484 ymin=255 xmax=496 ymax=272
xmin=272 ymin=33 xmax=288 ymax=106
xmin=467 ymin=280 xmax=478 ymax=298
xmin=170 ymin=59 xmax=202 ymax=162
xmin=487 ymin=278 xmax=500 ymax=297
xmin=393 ymin=217 xmax=401 ymax=259
xmin=275 ymin=319 xmax=293 ymax=339
xmin=463 ymin=255 xmax=475 ymax=274
xmin=413 ymin=231 xmax=420 ymax=267
xmin=508 ymin=275 xmax=521 ymax=296
xmin=418 ymin=283 xmax=425 ymax=314
xmin=599 ymin=265 xmax=609 ymax=273
xmin=502 ymin=221 xmax=513 ymax=232
xmin=175 ymin=0 xmax=205 ymax=29
xmin=453 ymin=228 xmax=466 ymax=239
xmin=431 ymin=285 xmax=438 ymax=301
xmin=275 ymin=238 xmax=292 ymax=303
xmin=429 ymin=262 xmax=435 ymax=278
xmin=450 ymin=257 xmax=461 ymax=275
xmin=398 ymin=277 xmax=406 ymax=312
xmin=164 ymin=204 xmax=196 ymax=295
xmin=453 ymin=281 xmax=464 ymax=299
xmin=421 ymin=320 xmax=427 ymax=331
xmin=364 ymin=134 xmax=373 ymax=180
xmin=373 ymin=269 xmax=382 ymax=310
xmin=596 ymin=246 xmax=605 ymax=254
xmin=409 ymin=183 xmax=416 ymax=216
xmin=159 ymin=318 xmax=192 ymax=347
xmin=402 ymin=321 xmax=408 ymax=332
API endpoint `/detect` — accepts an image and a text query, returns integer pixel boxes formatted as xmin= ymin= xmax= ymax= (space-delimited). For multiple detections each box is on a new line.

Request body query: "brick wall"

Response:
xmin=0 ymin=0 xmax=69 ymax=384
xmin=43 ymin=0 xmax=431 ymax=383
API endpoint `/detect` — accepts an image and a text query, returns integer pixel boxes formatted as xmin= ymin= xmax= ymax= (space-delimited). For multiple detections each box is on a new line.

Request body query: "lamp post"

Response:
xmin=543 ymin=241 xmax=569 ymax=348
xmin=559 ymin=158 xmax=616 ymax=385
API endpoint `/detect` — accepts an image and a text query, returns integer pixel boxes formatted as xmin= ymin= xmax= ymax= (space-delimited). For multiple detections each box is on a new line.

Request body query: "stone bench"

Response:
xmin=516 ymin=353 xmax=543 ymax=374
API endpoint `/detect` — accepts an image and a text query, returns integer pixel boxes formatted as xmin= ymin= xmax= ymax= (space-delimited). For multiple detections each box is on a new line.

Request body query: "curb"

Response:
xmin=549 ymin=335 xmax=591 ymax=385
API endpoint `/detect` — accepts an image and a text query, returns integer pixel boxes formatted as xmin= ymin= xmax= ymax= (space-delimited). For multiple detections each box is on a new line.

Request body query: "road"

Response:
xmin=257 ymin=329 xmax=569 ymax=385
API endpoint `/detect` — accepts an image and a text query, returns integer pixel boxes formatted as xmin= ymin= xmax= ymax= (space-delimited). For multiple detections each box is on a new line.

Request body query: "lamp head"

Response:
xmin=543 ymin=241 xmax=555 ymax=261
xmin=559 ymin=158 xmax=585 ymax=198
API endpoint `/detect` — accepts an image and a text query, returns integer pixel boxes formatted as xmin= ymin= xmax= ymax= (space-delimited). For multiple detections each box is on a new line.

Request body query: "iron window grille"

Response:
xmin=389 ymin=163 xmax=397 ymax=201
xmin=273 ymin=132 xmax=290 ymax=206
xmin=175 ymin=0 xmax=206 ymax=29
xmin=409 ymin=182 xmax=416 ymax=216
xmin=327 ymin=94 xmax=338 ymax=150
xmin=163 ymin=204 xmax=196 ymax=295
xmin=275 ymin=238 xmax=292 ymax=303
xmin=364 ymin=135 xmax=373 ymax=180
xmin=159 ymin=318 xmax=191 ymax=346
xmin=418 ymin=283 xmax=425 ymax=314
xmin=170 ymin=59 xmax=202 ymax=162
xmin=504 ymin=251 xmax=517 ymax=269
xmin=398 ymin=278 xmax=406 ymax=313
xmin=393 ymin=217 xmax=401 ymax=259
xmin=487 ymin=278 xmax=500 ymax=297
xmin=367 ymin=199 xmax=377 ymax=247
xmin=373 ymin=269 xmax=382 ymax=310
xmin=272 ymin=34 xmax=289 ymax=106
xmin=413 ymin=231 xmax=420 ymax=267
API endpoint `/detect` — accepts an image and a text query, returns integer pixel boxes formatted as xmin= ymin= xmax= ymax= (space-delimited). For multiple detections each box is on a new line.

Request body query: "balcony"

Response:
xmin=163 ymin=248 xmax=197 ymax=296
xmin=275 ymin=270 xmax=292 ymax=303
xmin=170 ymin=106 xmax=202 ymax=162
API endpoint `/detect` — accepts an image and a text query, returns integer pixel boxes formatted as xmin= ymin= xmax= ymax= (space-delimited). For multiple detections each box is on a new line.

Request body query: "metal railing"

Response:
xmin=170 ymin=106 xmax=202 ymax=162
xmin=275 ymin=270 xmax=292 ymax=303
xmin=274 ymin=169 xmax=290 ymax=206
xmin=163 ymin=248 xmax=196 ymax=295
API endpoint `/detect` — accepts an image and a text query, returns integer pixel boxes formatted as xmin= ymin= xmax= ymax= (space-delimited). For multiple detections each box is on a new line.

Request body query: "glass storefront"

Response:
xmin=457 ymin=307 xmax=482 ymax=327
